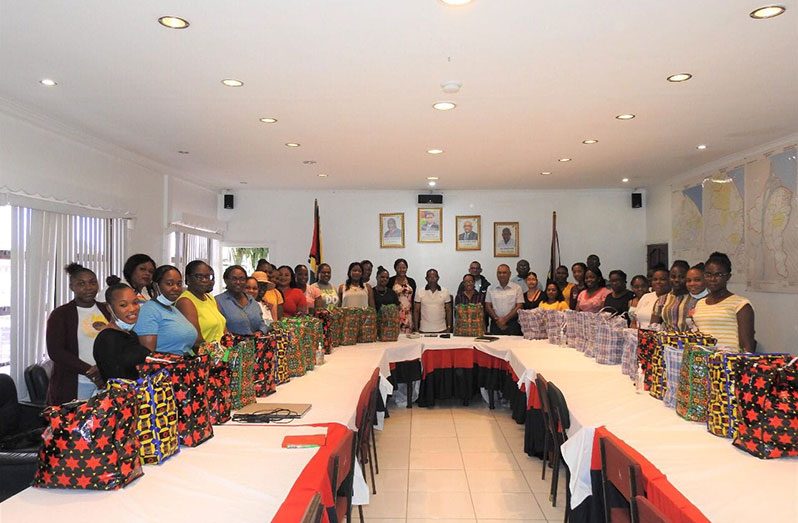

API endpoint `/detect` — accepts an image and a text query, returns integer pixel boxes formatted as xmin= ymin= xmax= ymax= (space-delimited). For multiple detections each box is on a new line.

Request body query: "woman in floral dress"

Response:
xmin=387 ymin=258 xmax=417 ymax=333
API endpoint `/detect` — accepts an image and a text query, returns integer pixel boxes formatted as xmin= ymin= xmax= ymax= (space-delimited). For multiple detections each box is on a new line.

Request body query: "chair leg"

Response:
xmin=358 ymin=504 xmax=364 ymax=521
xmin=489 ymin=388 xmax=495 ymax=409
xmin=564 ymin=466 xmax=571 ymax=523
xmin=541 ymin=430 xmax=549 ymax=480
xmin=405 ymin=381 xmax=412 ymax=408
xmin=550 ymin=451 xmax=560 ymax=507
xmin=371 ymin=425 xmax=379 ymax=474
xmin=368 ymin=448 xmax=376 ymax=495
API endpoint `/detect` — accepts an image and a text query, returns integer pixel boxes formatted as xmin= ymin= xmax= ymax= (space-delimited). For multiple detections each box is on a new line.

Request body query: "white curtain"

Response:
xmin=9 ymin=207 xmax=127 ymax=397
xmin=169 ymin=230 xmax=215 ymax=273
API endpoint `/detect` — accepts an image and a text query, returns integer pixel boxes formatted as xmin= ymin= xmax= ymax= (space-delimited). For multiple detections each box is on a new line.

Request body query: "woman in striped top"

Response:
xmin=692 ymin=252 xmax=755 ymax=352
xmin=652 ymin=260 xmax=692 ymax=330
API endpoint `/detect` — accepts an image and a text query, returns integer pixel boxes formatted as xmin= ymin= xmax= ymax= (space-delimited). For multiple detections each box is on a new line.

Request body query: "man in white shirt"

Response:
xmin=485 ymin=264 xmax=524 ymax=335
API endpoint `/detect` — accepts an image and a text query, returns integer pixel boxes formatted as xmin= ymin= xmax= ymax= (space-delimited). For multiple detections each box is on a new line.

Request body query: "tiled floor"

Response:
xmin=363 ymin=398 xmax=567 ymax=522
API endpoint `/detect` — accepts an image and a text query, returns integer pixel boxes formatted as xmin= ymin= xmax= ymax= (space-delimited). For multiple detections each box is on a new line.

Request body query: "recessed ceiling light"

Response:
xmin=428 ymin=181 xmax=437 ymax=187
xmin=427 ymin=149 xmax=444 ymax=155
xmin=540 ymin=171 xmax=552 ymax=176
xmin=221 ymin=79 xmax=244 ymax=87
xmin=285 ymin=143 xmax=300 ymax=148
xmin=749 ymin=5 xmax=786 ymax=19
xmin=318 ymin=173 xmax=328 ymax=178
xmin=441 ymin=0 xmax=473 ymax=6
xmin=667 ymin=73 xmax=693 ymax=82
xmin=178 ymin=150 xmax=189 ymax=154
xmin=582 ymin=139 xmax=598 ymax=144
xmin=615 ymin=113 xmax=636 ymax=120
xmin=697 ymin=144 xmax=708 ymax=150
xmin=427 ymin=176 xmax=439 ymax=180
xmin=558 ymin=158 xmax=572 ymax=162
xmin=259 ymin=117 xmax=277 ymax=123
xmin=622 ymin=178 xmax=630 ymax=183
xmin=158 ymin=16 xmax=190 ymax=29
xmin=39 ymin=78 xmax=57 ymax=86
xmin=441 ymin=81 xmax=462 ymax=94
xmin=433 ymin=101 xmax=456 ymax=111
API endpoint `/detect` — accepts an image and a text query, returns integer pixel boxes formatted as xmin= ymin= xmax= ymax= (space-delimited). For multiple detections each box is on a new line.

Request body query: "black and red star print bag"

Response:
xmin=732 ymin=356 xmax=798 ymax=459
xmin=33 ymin=383 xmax=143 ymax=490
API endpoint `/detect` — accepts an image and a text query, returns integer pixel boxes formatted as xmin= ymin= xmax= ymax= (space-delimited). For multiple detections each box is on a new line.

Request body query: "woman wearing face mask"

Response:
xmin=692 ymin=252 xmax=755 ymax=352
xmin=413 ymin=269 xmax=452 ymax=333
xmin=338 ymin=262 xmax=375 ymax=309
xmin=294 ymin=264 xmax=323 ymax=315
xmin=522 ymin=272 xmax=543 ymax=309
xmin=175 ymin=260 xmax=227 ymax=344
xmin=134 ymin=265 xmax=198 ymax=355
xmin=627 ymin=275 xmax=649 ymax=327
xmin=651 ymin=260 xmax=692 ymax=330
xmin=46 ymin=263 xmax=113 ymax=404
xmin=93 ymin=283 xmax=151 ymax=380
xmin=310 ymin=263 xmax=339 ymax=309
xmin=373 ymin=266 xmax=399 ymax=312
xmin=635 ymin=266 xmax=671 ymax=329
xmin=568 ymin=262 xmax=587 ymax=310
xmin=122 ymin=253 xmax=157 ymax=303
xmin=576 ymin=267 xmax=611 ymax=313
xmin=216 ymin=265 xmax=270 ymax=333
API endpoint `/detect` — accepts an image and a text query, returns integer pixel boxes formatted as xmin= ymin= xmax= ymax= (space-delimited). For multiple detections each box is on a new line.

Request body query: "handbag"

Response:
xmin=519 ymin=308 xmax=547 ymax=340
xmin=454 ymin=303 xmax=485 ymax=338
xmin=219 ymin=335 xmax=257 ymax=409
xmin=545 ymin=309 xmax=566 ymax=345
xmin=675 ymin=344 xmax=714 ymax=422
xmin=563 ymin=309 xmax=578 ymax=347
xmin=662 ymin=343 xmax=685 ymax=408
xmin=377 ymin=304 xmax=401 ymax=341
xmin=137 ymin=353 xmax=214 ymax=447
xmin=197 ymin=341 xmax=232 ymax=425
xmin=108 ymin=369 xmax=180 ymax=464
xmin=329 ymin=307 xmax=344 ymax=347
xmin=315 ymin=308 xmax=334 ymax=353
xmin=252 ymin=333 xmax=277 ymax=397
xmin=357 ymin=308 xmax=378 ymax=343
xmin=733 ymin=356 xmax=798 ymax=458
xmin=594 ymin=315 xmax=627 ymax=365
xmin=33 ymin=385 xmax=143 ymax=490
xmin=274 ymin=319 xmax=308 ymax=377
xmin=264 ymin=329 xmax=292 ymax=385
xmin=340 ymin=308 xmax=360 ymax=346
xmin=637 ymin=328 xmax=659 ymax=391
xmin=620 ymin=328 xmax=639 ymax=378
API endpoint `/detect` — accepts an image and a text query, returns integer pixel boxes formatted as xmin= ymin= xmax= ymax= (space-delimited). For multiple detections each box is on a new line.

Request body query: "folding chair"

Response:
xmin=599 ymin=436 xmax=644 ymax=523
xmin=631 ymin=495 xmax=669 ymax=523
xmin=546 ymin=381 xmax=572 ymax=522
xmin=535 ymin=374 xmax=553 ymax=480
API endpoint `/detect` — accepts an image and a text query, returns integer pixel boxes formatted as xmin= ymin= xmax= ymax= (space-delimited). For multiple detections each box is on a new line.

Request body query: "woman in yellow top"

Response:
xmin=538 ymin=282 xmax=569 ymax=311
xmin=692 ymin=252 xmax=755 ymax=352
xmin=175 ymin=260 xmax=227 ymax=344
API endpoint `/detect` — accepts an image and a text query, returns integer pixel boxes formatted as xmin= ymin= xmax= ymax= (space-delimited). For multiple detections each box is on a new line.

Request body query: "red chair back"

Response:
xmin=600 ymin=436 xmax=644 ymax=522
xmin=632 ymin=495 xmax=668 ymax=523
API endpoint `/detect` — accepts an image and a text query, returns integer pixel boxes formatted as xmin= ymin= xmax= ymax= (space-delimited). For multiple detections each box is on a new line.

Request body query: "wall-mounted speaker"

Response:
xmin=631 ymin=192 xmax=642 ymax=208
xmin=418 ymin=194 xmax=443 ymax=205
xmin=223 ymin=194 xmax=235 ymax=210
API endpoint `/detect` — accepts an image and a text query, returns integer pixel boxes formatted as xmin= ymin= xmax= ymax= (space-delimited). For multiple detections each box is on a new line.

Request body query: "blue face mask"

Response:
xmin=116 ymin=319 xmax=136 ymax=331
xmin=156 ymin=294 xmax=175 ymax=307
xmin=690 ymin=289 xmax=709 ymax=300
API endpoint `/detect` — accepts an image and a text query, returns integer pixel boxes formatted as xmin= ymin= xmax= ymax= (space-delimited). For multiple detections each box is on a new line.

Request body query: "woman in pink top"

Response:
xmin=576 ymin=267 xmax=612 ymax=313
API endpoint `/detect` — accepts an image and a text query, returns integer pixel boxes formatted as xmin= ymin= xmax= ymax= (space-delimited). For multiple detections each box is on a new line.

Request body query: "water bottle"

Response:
xmin=315 ymin=341 xmax=325 ymax=366
xmin=635 ymin=364 xmax=645 ymax=394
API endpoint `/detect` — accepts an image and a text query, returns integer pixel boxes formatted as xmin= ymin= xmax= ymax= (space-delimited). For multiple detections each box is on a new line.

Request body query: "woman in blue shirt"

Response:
xmin=135 ymin=265 xmax=198 ymax=355
xmin=215 ymin=265 xmax=269 ymax=335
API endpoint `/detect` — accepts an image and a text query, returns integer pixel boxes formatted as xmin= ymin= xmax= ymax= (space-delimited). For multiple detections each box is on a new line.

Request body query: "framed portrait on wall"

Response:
xmin=418 ymin=208 xmax=442 ymax=243
xmin=494 ymin=221 xmax=519 ymax=257
xmin=379 ymin=212 xmax=405 ymax=248
xmin=455 ymin=215 xmax=481 ymax=251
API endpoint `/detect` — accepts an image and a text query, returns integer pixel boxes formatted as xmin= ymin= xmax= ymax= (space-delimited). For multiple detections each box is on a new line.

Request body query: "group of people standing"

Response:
xmin=44 ymin=249 xmax=754 ymax=406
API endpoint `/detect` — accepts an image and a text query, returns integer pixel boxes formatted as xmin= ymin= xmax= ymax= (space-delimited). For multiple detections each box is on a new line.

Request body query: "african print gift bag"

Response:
xmin=637 ymin=329 xmax=660 ymax=391
xmin=137 ymin=353 xmax=214 ymax=447
xmin=252 ymin=333 xmax=277 ymax=397
xmin=329 ymin=307 xmax=344 ymax=347
xmin=219 ymin=336 xmax=257 ymax=409
xmin=358 ymin=308 xmax=378 ymax=343
xmin=519 ymin=308 xmax=547 ymax=340
xmin=340 ymin=307 xmax=360 ymax=346
xmin=454 ymin=303 xmax=485 ymax=338
xmin=265 ymin=328 xmax=291 ymax=385
xmin=33 ymin=385 xmax=143 ymax=490
xmin=198 ymin=340 xmax=233 ymax=424
xmin=675 ymin=345 xmax=713 ymax=422
xmin=107 ymin=369 xmax=179 ymax=464
xmin=274 ymin=319 xmax=308 ymax=377
xmin=315 ymin=308 xmax=333 ymax=353
xmin=733 ymin=356 xmax=798 ymax=459
xmin=378 ymin=304 xmax=401 ymax=341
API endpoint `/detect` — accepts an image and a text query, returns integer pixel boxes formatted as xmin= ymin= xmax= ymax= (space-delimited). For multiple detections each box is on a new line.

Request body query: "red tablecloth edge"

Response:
xmin=591 ymin=426 xmax=710 ymax=523
xmin=271 ymin=422 xmax=349 ymax=523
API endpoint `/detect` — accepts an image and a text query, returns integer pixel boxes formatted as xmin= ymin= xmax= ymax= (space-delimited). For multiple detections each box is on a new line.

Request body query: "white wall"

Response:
xmin=645 ymin=136 xmax=798 ymax=354
xmin=222 ymin=189 xmax=648 ymax=295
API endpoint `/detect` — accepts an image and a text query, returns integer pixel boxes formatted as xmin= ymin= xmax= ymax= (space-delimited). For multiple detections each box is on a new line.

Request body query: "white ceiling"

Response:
xmin=1 ymin=1 xmax=797 ymax=191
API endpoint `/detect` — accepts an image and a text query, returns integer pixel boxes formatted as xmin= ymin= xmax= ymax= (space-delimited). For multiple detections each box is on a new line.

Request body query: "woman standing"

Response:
xmin=373 ymin=266 xmax=399 ymax=312
xmin=554 ymin=265 xmax=574 ymax=304
xmin=413 ymin=269 xmax=452 ymax=333
xmin=635 ymin=267 xmax=670 ymax=329
xmin=276 ymin=265 xmax=308 ymax=317
xmin=45 ymin=263 xmax=112 ymax=404
xmin=122 ymin=253 xmax=156 ymax=303
xmin=245 ymin=276 xmax=274 ymax=326
xmin=338 ymin=262 xmax=375 ymax=309
xmin=253 ymin=270 xmax=283 ymax=320
xmin=568 ymin=262 xmax=587 ymax=310
xmin=311 ymin=263 xmax=340 ymax=309
xmin=651 ymin=260 xmax=692 ymax=330
xmin=539 ymin=282 xmax=569 ymax=311
xmin=135 ymin=265 xmax=197 ymax=355
xmin=692 ymin=252 xmax=755 ymax=352
xmin=627 ymin=275 xmax=650 ymax=326
xmin=388 ymin=258 xmax=417 ymax=333
xmin=603 ymin=270 xmax=635 ymax=315
xmin=576 ymin=267 xmax=612 ymax=313
xmin=215 ymin=265 xmax=270 ymax=334
xmin=175 ymin=260 xmax=227 ymax=344
xmin=295 ymin=264 xmax=323 ymax=314
xmin=455 ymin=273 xmax=484 ymax=306
xmin=93 ymin=283 xmax=150 ymax=380
xmin=522 ymin=272 xmax=543 ymax=309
